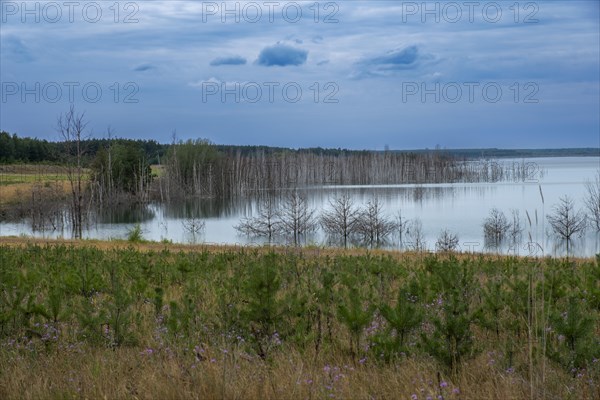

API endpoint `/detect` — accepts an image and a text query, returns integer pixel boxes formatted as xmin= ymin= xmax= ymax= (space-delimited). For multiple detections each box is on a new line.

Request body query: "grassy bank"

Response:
xmin=0 ymin=165 xmax=82 ymax=206
xmin=0 ymin=240 xmax=598 ymax=399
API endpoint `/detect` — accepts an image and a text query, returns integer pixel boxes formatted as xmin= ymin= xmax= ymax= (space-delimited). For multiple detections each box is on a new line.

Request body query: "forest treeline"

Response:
xmin=1 ymin=131 xmax=417 ymax=165
xmin=3 ymin=131 xmax=598 ymax=166
xmin=0 ymin=131 xmax=166 ymax=165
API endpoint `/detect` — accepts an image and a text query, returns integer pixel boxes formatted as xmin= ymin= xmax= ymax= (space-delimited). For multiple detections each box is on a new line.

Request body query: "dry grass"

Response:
xmin=0 ymin=181 xmax=71 ymax=206
xmin=0 ymin=236 xmax=593 ymax=266
xmin=1 ymin=340 xmax=595 ymax=399
xmin=0 ymin=164 xmax=90 ymax=206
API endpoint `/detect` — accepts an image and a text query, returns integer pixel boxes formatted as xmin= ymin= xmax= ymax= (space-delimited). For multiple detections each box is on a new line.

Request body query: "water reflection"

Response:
xmin=97 ymin=205 xmax=156 ymax=224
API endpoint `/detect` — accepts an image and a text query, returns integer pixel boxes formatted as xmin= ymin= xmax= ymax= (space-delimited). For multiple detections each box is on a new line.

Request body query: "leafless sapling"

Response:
xmin=547 ymin=196 xmax=587 ymax=255
xmin=320 ymin=194 xmax=360 ymax=248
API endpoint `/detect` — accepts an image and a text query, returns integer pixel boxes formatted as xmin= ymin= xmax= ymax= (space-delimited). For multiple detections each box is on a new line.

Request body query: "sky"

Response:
xmin=1 ymin=0 xmax=599 ymax=149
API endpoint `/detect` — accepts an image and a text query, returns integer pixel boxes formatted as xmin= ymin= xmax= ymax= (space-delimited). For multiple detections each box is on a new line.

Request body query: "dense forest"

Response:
xmin=0 ymin=131 xmax=167 ymax=165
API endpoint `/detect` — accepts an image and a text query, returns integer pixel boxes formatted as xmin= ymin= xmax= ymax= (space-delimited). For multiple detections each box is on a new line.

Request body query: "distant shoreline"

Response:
xmin=386 ymin=148 xmax=600 ymax=159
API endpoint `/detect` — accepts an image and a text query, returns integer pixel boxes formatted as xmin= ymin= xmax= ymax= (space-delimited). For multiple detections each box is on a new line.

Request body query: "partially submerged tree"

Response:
xmin=235 ymin=196 xmax=281 ymax=242
xmin=483 ymin=208 xmax=510 ymax=248
xmin=57 ymin=106 xmax=88 ymax=238
xmin=435 ymin=229 xmax=459 ymax=252
xmin=507 ymin=209 xmax=524 ymax=250
xmin=182 ymin=217 xmax=205 ymax=244
xmin=406 ymin=218 xmax=426 ymax=251
xmin=547 ymin=196 xmax=587 ymax=255
xmin=355 ymin=197 xmax=395 ymax=247
xmin=584 ymin=170 xmax=600 ymax=232
xmin=395 ymin=210 xmax=409 ymax=246
xmin=279 ymin=191 xmax=317 ymax=246
xmin=320 ymin=194 xmax=360 ymax=248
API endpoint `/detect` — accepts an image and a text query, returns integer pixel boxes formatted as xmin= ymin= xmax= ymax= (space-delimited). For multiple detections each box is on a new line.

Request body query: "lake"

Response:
xmin=1 ymin=156 xmax=599 ymax=257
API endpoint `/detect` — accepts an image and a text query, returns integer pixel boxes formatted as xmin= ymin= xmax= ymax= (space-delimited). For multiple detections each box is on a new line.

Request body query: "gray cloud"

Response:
xmin=353 ymin=45 xmax=437 ymax=78
xmin=362 ymin=45 xmax=420 ymax=69
xmin=210 ymin=55 xmax=247 ymax=66
xmin=256 ymin=44 xmax=308 ymax=67
xmin=133 ymin=64 xmax=156 ymax=72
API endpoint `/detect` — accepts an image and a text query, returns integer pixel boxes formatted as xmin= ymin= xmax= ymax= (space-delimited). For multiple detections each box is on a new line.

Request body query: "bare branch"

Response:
xmin=584 ymin=170 xmax=600 ymax=231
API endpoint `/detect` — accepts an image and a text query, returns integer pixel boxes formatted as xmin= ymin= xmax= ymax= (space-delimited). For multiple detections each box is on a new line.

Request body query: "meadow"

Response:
xmin=0 ymin=239 xmax=598 ymax=399
xmin=0 ymin=165 xmax=77 ymax=207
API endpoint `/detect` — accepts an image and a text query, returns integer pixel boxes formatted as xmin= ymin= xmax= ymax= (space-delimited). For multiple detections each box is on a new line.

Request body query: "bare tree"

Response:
xmin=406 ymin=218 xmax=426 ymax=251
xmin=483 ymin=208 xmax=510 ymax=248
xmin=57 ymin=105 xmax=88 ymax=238
xmin=278 ymin=191 xmax=317 ymax=246
xmin=182 ymin=217 xmax=205 ymax=244
xmin=235 ymin=196 xmax=281 ymax=242
xmin=435 ymin=229 xmax=459 ymax=252
xmin=508 ymin=209 xmax=524 ymax=248
xmin=320 ymin=194 xmax=360 ymax=248
xmin=547 ymin=196 xmax=587 ymax=255
xmin=395 ymin=210 xmax=409 ymax=246
xmin=102 ymin=126 xmax=115 ymax=206
xmin=584 ymin=170 xmax=600 ymax=232
xmin=355 ymin=197 xmax=395 ymax=247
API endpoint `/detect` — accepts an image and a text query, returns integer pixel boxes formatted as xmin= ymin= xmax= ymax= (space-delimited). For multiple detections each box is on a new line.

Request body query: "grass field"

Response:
xmin=0 ymin=238 xmax=598 ymax=399
xmin=0 ymin=165 xmax=84 ymax=206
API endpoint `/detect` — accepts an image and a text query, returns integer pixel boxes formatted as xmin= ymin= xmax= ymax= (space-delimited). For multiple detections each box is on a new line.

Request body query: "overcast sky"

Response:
xmin=1 ymin=0 xmax=599 ymax=149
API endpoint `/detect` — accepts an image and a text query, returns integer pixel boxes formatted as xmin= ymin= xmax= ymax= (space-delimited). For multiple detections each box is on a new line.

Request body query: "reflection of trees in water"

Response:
xmin=308 ymin=185 xmax=490 ymax=204
xmin=96 ymin=205 xmax=155 ymax=224
xmin=158 ymin=180 xmax=496 ymax=221
xmin=162 ymin=196 xmax=243 ymax=219
xmin=548 ymin=236 xmax=588 ymax=258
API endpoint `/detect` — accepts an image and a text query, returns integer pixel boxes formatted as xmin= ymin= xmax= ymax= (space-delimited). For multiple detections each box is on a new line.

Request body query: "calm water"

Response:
xmin=1 ymin=156 xmax=599 ymax=257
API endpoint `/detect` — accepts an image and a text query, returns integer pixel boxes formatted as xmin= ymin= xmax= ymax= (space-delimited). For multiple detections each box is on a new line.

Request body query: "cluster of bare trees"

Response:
xmin=236 ymin=193 xmax=472 ymax=252
xmin=483 ymin=208 xmax=524 ymax=248
xmin=467 ymin=159 xmax=544 ymax=183
xmin=481 ymin=173 xmax=600 ymax=255
xmin=236 ymin=193 xmax=426 ymax=248
xmin=161 ymin=146 xmax=533 ymax=200
xmin=320 ymin=195 xmax=397 ymax=247
xmin=235 ymin=191 xmax=317 ymax=246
